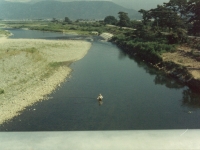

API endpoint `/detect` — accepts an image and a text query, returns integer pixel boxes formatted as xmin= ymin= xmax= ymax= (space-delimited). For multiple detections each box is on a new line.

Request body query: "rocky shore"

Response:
xmin=0 ymin=37 xmax=91 ymax=124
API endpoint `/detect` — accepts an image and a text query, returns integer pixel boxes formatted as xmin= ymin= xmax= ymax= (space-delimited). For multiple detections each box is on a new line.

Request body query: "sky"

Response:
xmin=1 ymin=0 xmax=170 ymax=10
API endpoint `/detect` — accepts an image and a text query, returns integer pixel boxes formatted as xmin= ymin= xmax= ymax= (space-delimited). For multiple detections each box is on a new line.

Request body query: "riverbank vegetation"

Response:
xmin=110 ymin=0 xmax=200 ymax=90
xmin=0 ymin=20 xmax=119 ymax=36
xmin=111 ymin=0 xmax=200 ymax=57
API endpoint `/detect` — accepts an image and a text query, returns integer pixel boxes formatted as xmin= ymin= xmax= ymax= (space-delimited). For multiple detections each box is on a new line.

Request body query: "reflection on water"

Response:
xmin=122 ymin=50 xmax=200 ymax=109
xmin=182 ymin=89 xmax=200 ymax=108
xmin=98 ymin=100 xmax=103 ymax=106
xmin=154 ymin=74 xmax=184 ymax=89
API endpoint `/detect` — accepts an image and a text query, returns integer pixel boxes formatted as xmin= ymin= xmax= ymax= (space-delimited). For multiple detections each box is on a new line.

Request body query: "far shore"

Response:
xmin=0 ymin=36 xmax=91 ymax=124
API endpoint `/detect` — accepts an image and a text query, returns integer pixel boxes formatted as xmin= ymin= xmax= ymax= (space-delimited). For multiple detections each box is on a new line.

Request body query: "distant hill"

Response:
xmin=0 ymin=1 xmax=141 ymax=20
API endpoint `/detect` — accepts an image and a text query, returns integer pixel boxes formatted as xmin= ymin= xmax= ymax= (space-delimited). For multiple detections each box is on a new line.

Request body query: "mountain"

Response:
xmin=0 ymin=1 xmax=141 ymax=20
xmin=114 ymin=0 xmax=168 ymax=10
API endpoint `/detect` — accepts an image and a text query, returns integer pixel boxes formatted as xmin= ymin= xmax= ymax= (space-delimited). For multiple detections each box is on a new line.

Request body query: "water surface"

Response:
xmin=1 ymin=29 xmax=200 ymax=131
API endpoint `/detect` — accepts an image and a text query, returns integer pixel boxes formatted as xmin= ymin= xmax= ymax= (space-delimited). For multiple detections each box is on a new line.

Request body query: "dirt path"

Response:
xmin=162 ymin=45 xmax=200 ymax=80
xmin=0 ymin=38 xmax=91 ymax=124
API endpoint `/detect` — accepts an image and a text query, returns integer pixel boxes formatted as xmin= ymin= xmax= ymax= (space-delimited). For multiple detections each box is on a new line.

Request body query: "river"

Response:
xmin=1 ymin=29 xmax=200 ymax=131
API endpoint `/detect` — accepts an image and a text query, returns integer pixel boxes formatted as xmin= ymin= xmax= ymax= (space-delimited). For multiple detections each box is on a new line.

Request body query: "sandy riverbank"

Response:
xmin=162 ymin=45 xmax=200 ymax=80
xmin=0 ymin=37 xmax=91 ymax=124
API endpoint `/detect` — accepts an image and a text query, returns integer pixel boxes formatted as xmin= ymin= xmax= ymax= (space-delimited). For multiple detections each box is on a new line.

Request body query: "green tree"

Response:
xmin=150 ymin=5 xmax=185 ymax=31
xmin=64 ymin=17 xmax=72 ymax=24
xmin=151 ymin=5 xmax=187 ymax=43
xmin=104 ymin=16 xmax=118 ymax=25
xmin=163 ymin=0 xmax=188 ymax=17
xmin=167 ymin=28 xmax=188 ymax=44
xmin=187 ymin=0 xmax=200 ymax=35
xmin=138 ymin=9 xmax=152 ymax=25
xmin=117 ymin=12 xmax=131 ymax=27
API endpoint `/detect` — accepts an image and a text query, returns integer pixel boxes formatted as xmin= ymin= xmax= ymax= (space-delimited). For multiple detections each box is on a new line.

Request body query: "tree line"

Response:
xmin=106 ymin=0 xmax=200 ymax=66
xmin=138 ymin=0 xmax=200 ymax=36
xmin=104 ymin=0 xmax=200 ymax=38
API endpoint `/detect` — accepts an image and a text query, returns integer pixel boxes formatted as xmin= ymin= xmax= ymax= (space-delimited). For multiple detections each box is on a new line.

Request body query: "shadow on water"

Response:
xmin=1 ymin=29 xmax=200 ymax=131
xmin=182 ymin=89 xmax=200 ymax=108
xmin=119 ymin=50 xmax=184 ymax=88
xmin=120 ymin=50 xmax=200 ymax=108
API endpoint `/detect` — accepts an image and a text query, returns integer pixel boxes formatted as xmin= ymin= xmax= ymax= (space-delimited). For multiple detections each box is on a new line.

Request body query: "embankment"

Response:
xmin=112 ymin=40 xmax=200 ymax=92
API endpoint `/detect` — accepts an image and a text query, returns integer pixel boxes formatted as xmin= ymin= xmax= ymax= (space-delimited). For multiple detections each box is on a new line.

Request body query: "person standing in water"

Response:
xmin=97 ymin=94 xmax=103 ymax=101
xmin=97 ymin=94 xmax=103 ymax=106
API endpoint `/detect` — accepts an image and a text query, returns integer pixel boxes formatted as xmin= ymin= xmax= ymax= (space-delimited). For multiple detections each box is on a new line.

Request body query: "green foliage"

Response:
xmin=164 ymin=0 xmax=188 ymax=17
xmin=0 ymin=89 xmax=4 ymax=94
xmin=28 ymin=21 xmax=119 ymax=35
xmin=187 ymin=0 xmax=200 ymax=35
xmin=167 ymin=28 xmax=188 ymax=44
xmin=111 ymin=34 xmax=176 ymax=64
xmin=188 ymin=20 xmax=200 ymax=36
xmin=138 ymin=9 xmax=152 ymax=25
xmin=137 ymin=0 xmax=200 ymax=43
xmin=137 ymin=0 xmax=200 ymax=36
xmin=117 ymin=12 xmax=131 ymax=27
xmin=104 ymin=16 xmax=118 ymax=25
xmin=131 ymin=20 xmax=143 ymax=29
xmin=64 ymin=17 xmax=72 ymax=24
xmin=149 ymin=5 xmax=186 ymax=30
xmin=48 ymin=62 xmax=63 ymax=68
xmin=112 ymin=34 xmax=126 ymax=42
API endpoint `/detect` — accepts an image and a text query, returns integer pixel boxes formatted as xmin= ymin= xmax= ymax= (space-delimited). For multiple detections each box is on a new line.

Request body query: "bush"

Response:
xmin=0 ymin=89 xmax=4 ymax=94
xmin=112 ymin=34 xmax=176 ymax=64
xmin=69 ymin=27 xmax=77 ymax=30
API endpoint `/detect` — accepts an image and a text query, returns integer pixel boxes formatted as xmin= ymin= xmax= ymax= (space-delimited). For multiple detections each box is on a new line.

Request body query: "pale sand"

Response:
xmin=0 ymin=38 xmax=91 ymax=124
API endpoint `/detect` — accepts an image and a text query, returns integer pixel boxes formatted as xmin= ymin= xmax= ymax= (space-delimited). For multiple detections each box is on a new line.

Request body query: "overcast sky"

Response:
xmin=2 ymin=0 xmax=169 ymax=10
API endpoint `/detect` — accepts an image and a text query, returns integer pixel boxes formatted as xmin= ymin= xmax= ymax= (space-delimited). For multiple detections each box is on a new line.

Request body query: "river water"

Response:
xmin=1 ymin=29 xmax=200 ymax=131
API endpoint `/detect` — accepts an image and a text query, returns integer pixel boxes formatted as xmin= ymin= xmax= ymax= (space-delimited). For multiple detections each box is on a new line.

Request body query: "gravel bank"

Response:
xmin=0 ymin=38 xmax=91 ymax=124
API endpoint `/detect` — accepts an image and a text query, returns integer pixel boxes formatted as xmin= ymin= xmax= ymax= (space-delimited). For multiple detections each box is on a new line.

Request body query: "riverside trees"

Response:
xmin=110 ymin=0 xmax=199 ymax=64
xmin=138 ymin=0 xmax=200 ymax=37
xmin=104 ymin=12 xmax=131 ymax=27
xmin=64 ymin=17 xmax=72 ymax=24
xmin=117 ymin=12 xmax=131 ymax=27
xmin=187 ymin=0 xmax=200 ymax=35
xmin=104 ymin=16 xmax=118 ymax=25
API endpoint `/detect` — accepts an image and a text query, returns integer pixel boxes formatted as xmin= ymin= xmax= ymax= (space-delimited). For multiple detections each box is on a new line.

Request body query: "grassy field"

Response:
xmin=0 ymin=20 xmax=125 ymax=36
